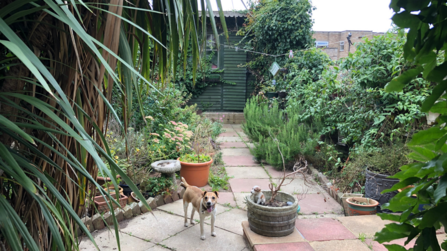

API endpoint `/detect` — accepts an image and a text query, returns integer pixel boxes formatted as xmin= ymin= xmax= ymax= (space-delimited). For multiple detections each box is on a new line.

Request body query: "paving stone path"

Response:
xmin=80 ymin=124 xmax=446 ymax=251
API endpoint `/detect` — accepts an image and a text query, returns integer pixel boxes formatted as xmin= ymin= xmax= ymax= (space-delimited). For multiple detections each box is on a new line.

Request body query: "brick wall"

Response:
xmin=313 ymin=30 xmax=384 ymax=60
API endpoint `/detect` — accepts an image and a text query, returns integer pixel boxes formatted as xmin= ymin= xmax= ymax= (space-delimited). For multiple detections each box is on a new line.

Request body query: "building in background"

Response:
xmin=313 ymin=30 xmax=384 ymax=60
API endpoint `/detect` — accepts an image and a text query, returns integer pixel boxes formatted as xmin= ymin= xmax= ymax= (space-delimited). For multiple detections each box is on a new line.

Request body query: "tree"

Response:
xmin=0 ymin=0 xmax=226 ymax=250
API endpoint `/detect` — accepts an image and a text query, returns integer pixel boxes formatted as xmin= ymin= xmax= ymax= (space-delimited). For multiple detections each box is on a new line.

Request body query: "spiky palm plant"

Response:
xmin=0 ymin=0 xmax=227 ymax=250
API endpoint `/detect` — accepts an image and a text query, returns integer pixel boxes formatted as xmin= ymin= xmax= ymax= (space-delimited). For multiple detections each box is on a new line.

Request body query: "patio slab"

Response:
xmin=221 ymin=148 xmax=252 ymax=156
xmin=217 ymin=192 xmax=237 ymax=208
xmin=338 ymin=215 xmax=393 ymax=238
xmin=217 ymin=137 xmax=246 ymax=143
xmin=223 ymin=156 xmax=258 ymax=166
xmin=254 ymin=242 xmax=314 ymax=251
xmin=242 ymin=221 xmax=306 ymax=247
xmin=298 ymin=193 xmax=344 ymax=215
xmin=264 ymin=165 xmax=294 ymax=178
xmin=277 ymin=177 xmax=322 ymax=194
xmin=120 ymin=210 xmax=190 ymax=243
xmin=229 ymin=179 xmax=271 ymax=193
xmin=226 ymin=167 xmax=270 ymax=179
xmin=79 ymin=228 xmax=154 ymax=251
xmin=204 ymin=208 xmax=247 ymax=235
xmin=219 ymin=142 xmax=248 ymax=149
xmin=219 ymin=132 xmax=239 ymax=137
xmin=296 ymin=218 xmax=356 ymax=241
xmin=310 ymin=239 xmax=371 ymax=251
xmin=146 ymin=245 xmax=172 ymax=251
xmin=159 ymin=224 xmax=247 ymax=251
xmin=233 ymin=192 xmax=251 ymax=210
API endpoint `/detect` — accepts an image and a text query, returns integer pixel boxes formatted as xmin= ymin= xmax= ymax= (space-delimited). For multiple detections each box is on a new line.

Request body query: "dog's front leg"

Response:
xmin=211 ymin=211 xmax=216 ymax=237
xmin=200 ymin=214 xmax=206 ymax=240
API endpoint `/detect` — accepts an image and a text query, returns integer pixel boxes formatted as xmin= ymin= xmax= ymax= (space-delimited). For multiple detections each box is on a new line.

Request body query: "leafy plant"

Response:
xmin=373 ymin=1 xmax=447 ymax=250
xmin=140 ymin=176 xmax=173 ymax=198
xmin=208 ymin=168 xmax=231 ymax=192
xmin=179 ymin=154 xmax=211 ymax=163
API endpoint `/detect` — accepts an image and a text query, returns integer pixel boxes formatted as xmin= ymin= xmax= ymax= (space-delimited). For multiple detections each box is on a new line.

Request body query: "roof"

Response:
xmin=199 ymin=11 xmax=246 ymax=18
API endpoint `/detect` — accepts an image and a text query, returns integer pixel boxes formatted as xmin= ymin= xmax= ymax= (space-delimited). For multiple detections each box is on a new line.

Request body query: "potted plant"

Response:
xmin=94 ymin=192 xmax=128 ymax=213
xmin=246 ymin=139 xmax=308 ymax=237
xmin=346 ymin=197 xmax=379 ymax=215
xmin=264 ymin=85 xmax=278 ymax=99
xmin=362 ymin=142 xmax=413 ymax=207
xmin=178 ymin=122 xmax=214 ymax=187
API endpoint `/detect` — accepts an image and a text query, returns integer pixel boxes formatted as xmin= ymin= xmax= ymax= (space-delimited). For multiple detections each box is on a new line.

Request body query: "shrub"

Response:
xmin=243 ymin=97 xmax=319 ymax=170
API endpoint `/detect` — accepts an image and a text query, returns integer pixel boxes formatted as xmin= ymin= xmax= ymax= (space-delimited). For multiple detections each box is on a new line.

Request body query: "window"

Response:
xmin=340 ymin=41 xmax=345 ymax=51
xmin=315 ymin=41 xmax=328 ymax=48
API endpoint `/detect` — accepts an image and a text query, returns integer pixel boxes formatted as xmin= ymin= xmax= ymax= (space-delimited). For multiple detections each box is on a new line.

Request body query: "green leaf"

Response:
xmin=385 ymin=66 xmax=422 ymax=92
xmin=419 ymin=202 xmax=447 ymax=228
xmin=0 ymin=114 xmax=35 ymax=144
xmin=430 ymin=101 xmax=447 ymax=114
xmin=383 ymin=177 xmax=420 ymax=194
xmin=408 ymin=146 xmax=438 ymax=161
xmin=375 ymin=223 xmax=414 ymax=243
xmin=392 ymin=11 xmax=421 ymax=28
xmin=433 ymin=174 xmax=447 ymax=204
xmin=408 ymin=127 xmax=446 ymax=146
xmin=383 ymin=244 xmax=408 ymax=251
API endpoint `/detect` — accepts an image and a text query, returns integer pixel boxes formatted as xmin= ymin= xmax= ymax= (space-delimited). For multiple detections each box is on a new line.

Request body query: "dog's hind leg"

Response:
xmin=190 ymin=206 xmax=195 ymax=225
xmin=183 ymin=201 xmax=190 ymax=227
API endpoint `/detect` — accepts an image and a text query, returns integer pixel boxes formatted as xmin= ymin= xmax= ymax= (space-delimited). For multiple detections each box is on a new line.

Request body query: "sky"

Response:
xmin=208 ymin=0 xmax=395 ymax=32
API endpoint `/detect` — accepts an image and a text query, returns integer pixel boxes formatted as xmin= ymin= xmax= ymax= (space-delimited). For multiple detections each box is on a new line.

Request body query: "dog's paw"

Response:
xmin=212 ymin=232 xmax=217 ymax=237
xmin=200 ymin=235 xmax=206 ymax=240
xmin=190 ymin=221 xmax=195 ymax=225
xmin=184 ymin=223 xmax=189 ymax=227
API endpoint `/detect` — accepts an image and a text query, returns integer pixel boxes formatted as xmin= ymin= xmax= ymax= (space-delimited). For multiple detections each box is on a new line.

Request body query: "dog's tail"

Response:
xmin=180 ymin=177 xmax=190 ymax=188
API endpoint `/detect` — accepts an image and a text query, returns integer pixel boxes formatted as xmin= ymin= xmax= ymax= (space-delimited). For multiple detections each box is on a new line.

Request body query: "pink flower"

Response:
xmin=170 ymin=121 xmax=178 ymax=125
xmin=222 ymin=115 xmax=225 ymax=118
xmin=164 ymin=132 xmax=172 ymax=138
xmin=153 ymin=138 xmax=160 ymax=143
xmin=150 ymin=133 xmax=160 ymax=136
xmin=176 ymin=142 xmax=181 ymax=145
xmin=176 ymin=137 xmax=184 ymax=142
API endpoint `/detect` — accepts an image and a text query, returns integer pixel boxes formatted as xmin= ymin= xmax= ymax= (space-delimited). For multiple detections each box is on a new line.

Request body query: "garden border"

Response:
xmin=77 ymin=186 xmax=186 ymax=235
xmin=309 ymin=165 xmax=345 ymax=210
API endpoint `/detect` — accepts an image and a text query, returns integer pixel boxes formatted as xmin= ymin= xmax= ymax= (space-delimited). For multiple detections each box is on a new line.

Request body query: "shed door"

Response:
xmin=222 ymin=35 xmax=247 ymax=111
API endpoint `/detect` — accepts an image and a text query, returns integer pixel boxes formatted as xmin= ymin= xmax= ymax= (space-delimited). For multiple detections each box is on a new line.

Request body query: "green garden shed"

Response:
xmin=188 ymin=11 xmax=255 ymax=112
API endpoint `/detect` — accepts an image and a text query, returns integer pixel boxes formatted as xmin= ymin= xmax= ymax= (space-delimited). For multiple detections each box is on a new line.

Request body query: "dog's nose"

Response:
xmin=207 ymin=201 xmax=211 ymax=206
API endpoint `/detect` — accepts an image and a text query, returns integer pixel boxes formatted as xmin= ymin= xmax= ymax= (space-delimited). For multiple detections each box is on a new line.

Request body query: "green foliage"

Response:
xmin=286 ymin=32 xmax=431 ymax=148
xmin=179 ymin=154 xmax=211 ymax=163
xmin=238 ymin=0 xmax=315 ymax=83
xmin=140 ymin=176 xmax=173 ymax=197
xmin=243 ymin=97 xmax=320 ymax=170
xmin=208 ymin=167 xmax=231 ymax=191
xmin=373 ymin=1 xmax=447 ymax=250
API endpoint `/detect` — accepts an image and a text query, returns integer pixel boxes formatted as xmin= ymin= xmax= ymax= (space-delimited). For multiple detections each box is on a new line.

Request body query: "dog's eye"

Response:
xmin=212 ymin=197 xmax=215 ymax=200
xmin=205 ymin=197 xmax=208 ymax=200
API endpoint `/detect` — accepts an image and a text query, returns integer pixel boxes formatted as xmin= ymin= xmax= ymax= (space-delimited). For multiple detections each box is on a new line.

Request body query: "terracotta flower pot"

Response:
xmin=346 ymin=197 xmax=379 ymax=216
xmin=94 ymin=193 xmax=128 ymax=213
xmin=178 ymin=157 xmax=213 ymax=187
xmin=128 ymin=192 xmax=141 ymax=204
xmin=96 ymin=175 xmax=121 ymax=186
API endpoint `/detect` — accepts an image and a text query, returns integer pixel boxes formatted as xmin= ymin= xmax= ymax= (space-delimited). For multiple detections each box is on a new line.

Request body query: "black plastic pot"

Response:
xmin=365 ymin=169 xmax=399 ymax=206
xmin=266 ymin=92 xmax=278 ymax=99
xmin=119 ymin=183 xmax=140 ymax=196
xmin=278 ymin=91 xmax=288 ymax=99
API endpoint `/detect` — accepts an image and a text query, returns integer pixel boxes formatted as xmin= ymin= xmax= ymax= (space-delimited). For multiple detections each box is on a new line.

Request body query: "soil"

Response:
xmin=350 ymin=198 xmax=369 ymax=205
xmin=264 ymin=199 xmax=289 ymax=207
xmin=209 ymin=163 xmax=232 ymax=192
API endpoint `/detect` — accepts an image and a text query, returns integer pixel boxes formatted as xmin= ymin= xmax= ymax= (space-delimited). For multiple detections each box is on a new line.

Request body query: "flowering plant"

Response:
xmin=147 ymin=120 xmax=193 ymax=160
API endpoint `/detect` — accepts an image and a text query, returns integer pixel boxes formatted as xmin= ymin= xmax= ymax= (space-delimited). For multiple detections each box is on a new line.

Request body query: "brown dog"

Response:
xmin=181 ymin=177 xmax=218 ymax=240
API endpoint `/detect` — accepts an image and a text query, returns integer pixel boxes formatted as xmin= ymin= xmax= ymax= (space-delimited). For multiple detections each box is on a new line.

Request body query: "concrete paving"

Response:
xmin=80 ymin=124 xmax=447 ymax=251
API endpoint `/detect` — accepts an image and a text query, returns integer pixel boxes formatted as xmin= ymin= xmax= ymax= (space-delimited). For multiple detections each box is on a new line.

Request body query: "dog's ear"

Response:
xmin=255 ymin=187 xmax=261 ymax=192
xmin=202 ymin=191 xmax=207 ymax=197
xmin=214 ymin=191 xmax=219 ymax=198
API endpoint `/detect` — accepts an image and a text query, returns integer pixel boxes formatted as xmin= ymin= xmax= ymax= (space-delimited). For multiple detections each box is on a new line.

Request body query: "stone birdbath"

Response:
xmin=151 ymin=160 xmax=181 ymax=188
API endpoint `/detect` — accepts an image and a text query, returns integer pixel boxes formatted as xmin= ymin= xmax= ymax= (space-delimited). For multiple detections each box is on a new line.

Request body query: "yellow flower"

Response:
xmin=114 ymin=156 xmax=119 ymax=160
xmin=136 ymin=148 xmax=140 ymax=152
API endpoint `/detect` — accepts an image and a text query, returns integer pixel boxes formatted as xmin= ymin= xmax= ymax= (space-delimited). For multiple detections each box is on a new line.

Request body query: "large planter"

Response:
xmin=94 ymin=193 xmax=128 ymax=213
xmin=178 ymin=158 xmax=213 ymax=187
xmin=346 ymin=197 xmax=379 ymax=216
xmin=246 ymin=191 xmax=298 ymax=237
xmin=119 ymin=183 xmax=140 ymax=196
xmin=365 ymin=169 xmax=399 ymax=206
xmin=266 ymin=92 xmax=278 ymax=99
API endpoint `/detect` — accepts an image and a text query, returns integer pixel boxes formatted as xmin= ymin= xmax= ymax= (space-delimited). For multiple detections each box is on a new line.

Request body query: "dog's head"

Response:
xmin=202 ymin=191 xmax=218 ymax=213
xmin=251 ymin=186 xmax=262 ymax=195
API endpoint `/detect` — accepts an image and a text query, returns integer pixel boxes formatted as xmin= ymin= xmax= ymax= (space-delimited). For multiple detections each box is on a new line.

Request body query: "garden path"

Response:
xmin=80 ymin=124 xmax=446 ymax=251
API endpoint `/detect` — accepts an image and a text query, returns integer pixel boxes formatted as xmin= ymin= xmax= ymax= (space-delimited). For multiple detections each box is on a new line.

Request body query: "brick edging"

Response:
xmin=78 ymin=186 xmax=186 ymax=234
xmin=309 ymin=166 xmax=345 ymax=207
